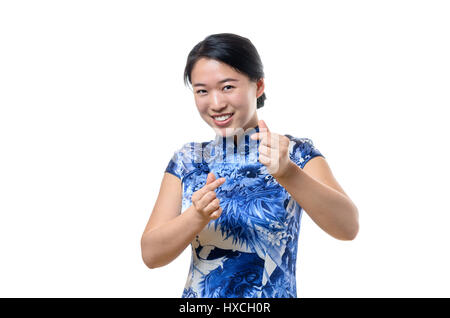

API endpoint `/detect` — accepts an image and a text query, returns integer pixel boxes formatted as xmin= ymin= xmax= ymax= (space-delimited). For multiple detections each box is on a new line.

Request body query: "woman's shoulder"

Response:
xmin=171 ymin=139 xmax=212 ymax=157
xmin=284 ymin=134 xmax=317 ymax=151
xmin=167 ymin=139 xmax=214 ymax=171
xmin=165 ymin=139 xmax=212 ymax=180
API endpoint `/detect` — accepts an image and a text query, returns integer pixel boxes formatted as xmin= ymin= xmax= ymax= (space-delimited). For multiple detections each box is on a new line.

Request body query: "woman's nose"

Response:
xmin=209 ymin=92 xmax=227 ymax=111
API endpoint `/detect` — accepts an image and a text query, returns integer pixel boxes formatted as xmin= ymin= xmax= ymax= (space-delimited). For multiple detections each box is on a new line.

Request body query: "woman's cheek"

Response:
xmin=196 ymin=102 xmax=209 ymax=116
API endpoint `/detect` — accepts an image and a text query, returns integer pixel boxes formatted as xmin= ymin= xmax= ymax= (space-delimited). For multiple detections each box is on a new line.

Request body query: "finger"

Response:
xmin=206 ymin=172 xmax=216 ymax=184
xmin=259 ymin=119 xmax=270 ymax=133
xmin=258 ymin=152 xmax=271 ymax=165
xmin=196 ymin=177 xmax=225 ymax=198
xmin=195 ymin=191 xmax=217 ymax=211
xmin=205 ymin=177 xmax=226 ymax=192
xmin=204 ymin=197 xmax=221 ymax=214
xmin=258 ymin=143 xmax=273 ymax=157
xmin=261 ymin=131 xmax=281 ymax=148
xmin=250 ymin=120 xmax=269 ymax=140
xmin=255 ymin=132 xmax=271 ymax=147
xmin=209 ymin=207 xmax=223 ymax=220
xmin=260 ymin=142 xmax=281 ymax=158
xmin=250 ymin=131 xmax=270 ymax=142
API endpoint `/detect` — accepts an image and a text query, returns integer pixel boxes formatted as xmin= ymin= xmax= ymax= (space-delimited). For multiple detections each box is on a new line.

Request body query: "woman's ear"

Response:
xmin=256 ymin=78 xmax=265 ymax=99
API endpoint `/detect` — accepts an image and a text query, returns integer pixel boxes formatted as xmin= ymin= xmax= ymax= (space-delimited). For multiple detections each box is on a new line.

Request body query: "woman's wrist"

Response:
xmin=273 ymin=159 xmax=298 ymax=181
xmin=186 ymin=204 xmax=211 ymax=229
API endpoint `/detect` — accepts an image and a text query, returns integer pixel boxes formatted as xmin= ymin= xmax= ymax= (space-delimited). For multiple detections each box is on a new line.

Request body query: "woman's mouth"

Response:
xmin=212 ymin=113 xmax=234 ymax=126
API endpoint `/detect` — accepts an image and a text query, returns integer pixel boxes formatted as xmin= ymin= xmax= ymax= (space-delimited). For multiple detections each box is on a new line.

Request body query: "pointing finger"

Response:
xmin=258 ymin=119 xmax=270 ymax=133
xmin=203 ymin=177 xmax=226 ymax=193
xmin=206 ymin=172 xmax=216 ymax=184
xmin=250 ymin=131 xmax=270 ymax=141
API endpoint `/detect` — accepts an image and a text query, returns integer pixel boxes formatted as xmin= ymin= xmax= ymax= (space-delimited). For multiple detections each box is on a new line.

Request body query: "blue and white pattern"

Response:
xmin=164 ymin=125 xmax=324 ymax=298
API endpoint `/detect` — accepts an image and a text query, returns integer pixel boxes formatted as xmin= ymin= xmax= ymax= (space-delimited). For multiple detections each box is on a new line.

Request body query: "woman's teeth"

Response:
xmin=215 ymin=114 xmax=233 ymax=121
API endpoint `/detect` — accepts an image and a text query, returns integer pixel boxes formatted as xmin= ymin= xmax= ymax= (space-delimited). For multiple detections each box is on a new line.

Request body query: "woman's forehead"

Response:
xmin=191 ymin=58 xmax=244 ymax=83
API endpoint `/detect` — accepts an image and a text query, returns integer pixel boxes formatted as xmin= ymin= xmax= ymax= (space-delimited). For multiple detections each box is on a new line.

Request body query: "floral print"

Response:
xmin=165 ymin=125 xmax=324 ymax=298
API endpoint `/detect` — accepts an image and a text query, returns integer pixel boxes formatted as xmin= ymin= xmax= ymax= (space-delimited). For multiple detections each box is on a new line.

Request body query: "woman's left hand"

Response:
xmin=250 ymin=119 xmax=293 ymax=179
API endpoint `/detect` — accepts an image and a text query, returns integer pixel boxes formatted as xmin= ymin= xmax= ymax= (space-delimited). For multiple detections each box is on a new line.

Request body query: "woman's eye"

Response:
xmin=196 ymin=86 xmax=233 ymax=94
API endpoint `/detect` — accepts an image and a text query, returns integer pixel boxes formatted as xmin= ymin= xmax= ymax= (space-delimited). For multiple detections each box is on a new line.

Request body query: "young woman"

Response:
xmin=141 ymin=33 xmax=359 ymax=298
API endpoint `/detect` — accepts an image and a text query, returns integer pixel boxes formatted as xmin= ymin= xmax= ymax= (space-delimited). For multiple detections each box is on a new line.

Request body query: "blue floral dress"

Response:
xmin=164 ymin=125 xmax=325 ymax=298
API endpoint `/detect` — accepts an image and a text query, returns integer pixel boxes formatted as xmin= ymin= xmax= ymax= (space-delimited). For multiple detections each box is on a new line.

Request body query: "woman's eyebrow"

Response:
xmin=193 ymin=78 xmax=239 ymax=87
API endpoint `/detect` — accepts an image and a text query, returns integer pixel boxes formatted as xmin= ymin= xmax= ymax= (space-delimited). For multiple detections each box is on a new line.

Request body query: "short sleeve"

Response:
xmin=285 ymin=135 xmax=325 ymax=169
xmin=164 ymin=143 xmax=191 ymax=180
xmin=164 ymin=151 xmax=183 ymax=179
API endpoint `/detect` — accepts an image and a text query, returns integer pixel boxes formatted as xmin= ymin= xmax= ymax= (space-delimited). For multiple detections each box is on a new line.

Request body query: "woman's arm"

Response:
xmin=141 ymin=172 xmax=225 ymax=269
xmin=250 ymin=120 xmax=359 ymax=240
xmin=141 ymin=204 xmax=209 ymax=269
xmin=276 ymin=157 xmax=359 ymax=240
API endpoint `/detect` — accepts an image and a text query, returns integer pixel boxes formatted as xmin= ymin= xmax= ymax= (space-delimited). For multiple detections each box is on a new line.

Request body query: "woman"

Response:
xmin=141 ymin=33 xmax=359 ymax=298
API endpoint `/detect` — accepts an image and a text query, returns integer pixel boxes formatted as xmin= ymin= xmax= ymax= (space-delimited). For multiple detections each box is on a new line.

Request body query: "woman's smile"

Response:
xmin=211 ymin=113 xmax=234 ymax=126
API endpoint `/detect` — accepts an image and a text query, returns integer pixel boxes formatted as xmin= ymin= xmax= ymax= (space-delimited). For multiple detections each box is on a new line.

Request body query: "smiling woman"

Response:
xmin=185 ymin=36 xmax=266 ymax=140
xmin=140 ymin=33 xmax=359 ymax=298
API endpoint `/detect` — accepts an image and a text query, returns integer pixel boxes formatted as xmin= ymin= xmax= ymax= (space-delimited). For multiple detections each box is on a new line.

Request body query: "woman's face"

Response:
xmin=190 ymin=58 xmax=265 ymax=137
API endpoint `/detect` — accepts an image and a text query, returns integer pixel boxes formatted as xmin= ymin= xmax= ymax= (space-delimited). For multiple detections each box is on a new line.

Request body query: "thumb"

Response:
xmin=259 ymin=119 xmax=269 ymax=133
xmin=206 ymin=172 xmax=216 ymax=184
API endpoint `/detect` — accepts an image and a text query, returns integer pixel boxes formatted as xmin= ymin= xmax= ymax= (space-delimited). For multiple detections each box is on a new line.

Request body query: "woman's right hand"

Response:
xmin=191 ymin=172 xmax=226 ymax=221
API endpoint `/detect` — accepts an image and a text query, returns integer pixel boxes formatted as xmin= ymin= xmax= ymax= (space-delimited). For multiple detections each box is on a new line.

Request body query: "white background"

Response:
xmin=1 ymin=0 xmax=449 ymax=297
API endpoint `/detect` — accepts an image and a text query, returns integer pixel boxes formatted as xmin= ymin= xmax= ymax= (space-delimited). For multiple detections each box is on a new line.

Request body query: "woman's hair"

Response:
xmin=184 ymin=33 xmax=267 ymax=109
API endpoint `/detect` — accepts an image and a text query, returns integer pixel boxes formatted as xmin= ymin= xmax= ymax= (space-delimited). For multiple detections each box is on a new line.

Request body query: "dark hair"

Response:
xmin=183 ymin=33 xmax=267 ymax=109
